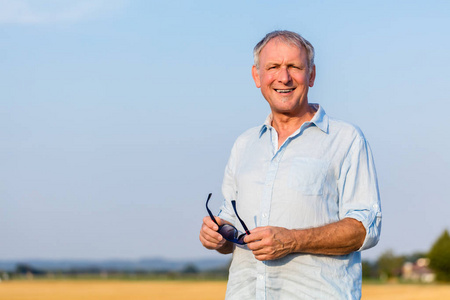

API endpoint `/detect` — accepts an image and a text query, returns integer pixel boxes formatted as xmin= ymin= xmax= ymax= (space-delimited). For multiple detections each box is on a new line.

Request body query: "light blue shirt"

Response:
xmin=218 ymin=104 xmax=381 ymax=300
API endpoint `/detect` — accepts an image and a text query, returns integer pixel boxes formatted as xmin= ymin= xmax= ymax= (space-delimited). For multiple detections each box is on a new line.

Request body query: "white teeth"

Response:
xmin=276 ymin=89 xmax=294 ymax=93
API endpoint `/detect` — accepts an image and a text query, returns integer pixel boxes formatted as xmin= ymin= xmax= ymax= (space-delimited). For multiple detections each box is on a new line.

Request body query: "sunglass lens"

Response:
xmin=236 ymin=233 xmax=246 ymax=245
xmin=218 ymin=225 xmax=236 ymax=239
xmin=218 ymin=225 xmax=246 ymax=245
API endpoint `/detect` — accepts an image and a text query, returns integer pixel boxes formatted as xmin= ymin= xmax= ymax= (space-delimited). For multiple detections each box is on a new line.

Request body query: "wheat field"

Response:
xmin=1 ymin=280 xmax=450 ymax=300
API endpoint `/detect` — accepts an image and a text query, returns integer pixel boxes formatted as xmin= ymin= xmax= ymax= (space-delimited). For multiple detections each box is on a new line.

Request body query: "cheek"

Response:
xmin=260 ymin=75 xmax=275 ymax=87
xmin=293 ymin=74 xmax=309 ymax=85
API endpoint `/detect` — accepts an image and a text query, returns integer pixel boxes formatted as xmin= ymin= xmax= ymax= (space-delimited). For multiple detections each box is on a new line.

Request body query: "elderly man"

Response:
xmin=199 ymin=30 xmax=381 ymax=299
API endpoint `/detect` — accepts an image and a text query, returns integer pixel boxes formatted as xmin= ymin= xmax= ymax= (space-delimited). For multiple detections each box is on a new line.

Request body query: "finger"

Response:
xmin=244 ymin=230 xmax=267 ymax=244
xmin=245 ymin=239 xmax=265 ymax=251
xmin=200 ymin=225 xmax=224 ymax=249
xmin=251 ymin=245 xmax=273 ymax=256
xmin=254 ymin=254 xmax=270 ymax=261
xmin=244 ymin=235 xmax=257 ymax=244
xmin=199 ymin=232 xmax=224 ymax=250
xmin=202 ymin=216 xmax=219 ymax=231
xmin=200 ymin=222 xmax=222 ymax=245
xmin=200 ymin=222 xmax=222 ymax=242
xmin=200 ymin=235 xmax=221 ymax=250
xmin=249 ymin=242 xmax=272 ymax=259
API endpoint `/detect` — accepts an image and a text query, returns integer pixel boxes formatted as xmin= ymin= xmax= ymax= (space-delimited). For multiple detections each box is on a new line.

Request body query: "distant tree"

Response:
xmin=403 ymin=251 xmax=428 ymax=263
xmin=361 ymin=260 xmax=378 ymax=279
xmin=376 ymin=250 xmax=404 ymax=279
xmin=15 ymin=263 xmax=45 ymax=275
xmin=181 ymin=264 xmax=199 ymax=274
xmin=428 ymin=229 xmax=450 ymax=281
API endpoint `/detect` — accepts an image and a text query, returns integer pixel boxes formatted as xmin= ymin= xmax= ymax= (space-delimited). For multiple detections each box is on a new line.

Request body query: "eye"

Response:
xmin=291 ymin=65 xmax=305 ymax=70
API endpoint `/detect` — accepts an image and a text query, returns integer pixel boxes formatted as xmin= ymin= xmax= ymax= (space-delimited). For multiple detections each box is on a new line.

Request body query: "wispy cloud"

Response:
xmin=0 ymin=0 xmax=127 ymax=24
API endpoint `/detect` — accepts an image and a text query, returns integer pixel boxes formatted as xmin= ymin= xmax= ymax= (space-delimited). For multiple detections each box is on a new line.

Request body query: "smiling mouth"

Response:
xmin=275 ymin=88 xmax=295 ymax=93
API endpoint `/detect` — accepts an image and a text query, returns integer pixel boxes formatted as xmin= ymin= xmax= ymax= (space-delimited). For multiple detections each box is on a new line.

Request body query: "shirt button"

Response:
xmin=262 ymin=213 xmax=267 ymax=218
xmin=258 ymin=274 xmax=264 ymax=280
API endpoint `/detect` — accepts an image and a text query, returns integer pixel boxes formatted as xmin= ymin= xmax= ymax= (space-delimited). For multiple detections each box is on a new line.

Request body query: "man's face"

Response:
xmin=252 ymin=38 xmax=316 ymax=116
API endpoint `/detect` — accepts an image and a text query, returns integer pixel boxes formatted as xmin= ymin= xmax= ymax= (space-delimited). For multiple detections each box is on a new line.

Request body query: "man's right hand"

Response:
xmin=199 ymin=216 xmax=233 ymax=253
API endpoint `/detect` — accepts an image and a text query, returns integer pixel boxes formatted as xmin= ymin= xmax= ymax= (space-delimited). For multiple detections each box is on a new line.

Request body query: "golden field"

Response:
xmin=1 ymin=280 xmax=450 ymax=300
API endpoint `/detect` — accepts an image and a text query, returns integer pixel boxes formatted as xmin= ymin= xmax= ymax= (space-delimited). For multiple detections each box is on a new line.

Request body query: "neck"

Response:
xmin=271 ymin=104 xmax=317 ymax=148
xmin=272 ymin=104 xmax=316 ymax=133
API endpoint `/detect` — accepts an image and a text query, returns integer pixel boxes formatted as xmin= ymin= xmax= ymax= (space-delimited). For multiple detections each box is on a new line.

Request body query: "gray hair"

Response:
xmin=253 ymin=30 xmax=315 ymax=73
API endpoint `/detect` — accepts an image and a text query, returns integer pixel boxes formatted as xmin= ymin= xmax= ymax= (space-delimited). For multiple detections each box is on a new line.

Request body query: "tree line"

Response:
xmin=363 ymin=229 xmax=450 ymax=282
xmin=2 ymin=230 xmax=449 ymax=282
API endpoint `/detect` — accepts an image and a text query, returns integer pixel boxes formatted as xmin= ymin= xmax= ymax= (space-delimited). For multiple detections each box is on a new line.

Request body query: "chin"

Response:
xmin=280 ymin=97 xmax=291 ymax=103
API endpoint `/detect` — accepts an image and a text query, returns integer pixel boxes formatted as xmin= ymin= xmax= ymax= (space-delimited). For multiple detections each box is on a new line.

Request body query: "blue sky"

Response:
xmin=1 ymin=0 xmax=449 ymax=261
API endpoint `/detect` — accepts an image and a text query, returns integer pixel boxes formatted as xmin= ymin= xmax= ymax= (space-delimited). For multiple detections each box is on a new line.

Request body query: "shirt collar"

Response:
xmin=310 ymin=104 xmax=329 ymax=133
xmin=259 ymin=103 xmax=329 ymax=137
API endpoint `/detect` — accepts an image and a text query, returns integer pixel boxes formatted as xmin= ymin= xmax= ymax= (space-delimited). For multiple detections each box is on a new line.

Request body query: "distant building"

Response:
xmin=402 ymin=258 xmax=436 ymax=283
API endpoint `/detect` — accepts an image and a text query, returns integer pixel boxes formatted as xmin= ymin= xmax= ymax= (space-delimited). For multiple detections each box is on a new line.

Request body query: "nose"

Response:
xmin=277 ymin=67 xmax=292 ymax=84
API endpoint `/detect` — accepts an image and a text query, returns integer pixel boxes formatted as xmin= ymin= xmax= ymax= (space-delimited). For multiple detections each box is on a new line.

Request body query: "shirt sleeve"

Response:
xmin=217 ymin=141 xmax=238 ymax=225
xmin=338 ymin=135 xmax=382 ymax=251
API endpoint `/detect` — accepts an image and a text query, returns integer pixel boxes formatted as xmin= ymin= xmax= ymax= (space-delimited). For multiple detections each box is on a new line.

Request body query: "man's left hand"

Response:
xmin=244 ymin=226 xmax=296 ymax=261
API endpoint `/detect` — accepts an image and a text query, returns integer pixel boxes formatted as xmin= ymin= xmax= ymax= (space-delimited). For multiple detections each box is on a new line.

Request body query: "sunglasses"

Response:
xmin=205 ymin=193 xmax=250 ymax=245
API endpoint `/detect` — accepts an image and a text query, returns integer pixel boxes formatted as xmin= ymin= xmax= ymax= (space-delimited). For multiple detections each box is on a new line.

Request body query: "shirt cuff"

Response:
xmin=344 ymin=204 xmax=382 ymax=251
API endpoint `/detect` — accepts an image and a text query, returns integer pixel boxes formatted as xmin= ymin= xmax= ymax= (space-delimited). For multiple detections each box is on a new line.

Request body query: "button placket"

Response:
xmin=255 ymin=144 xmax=288 ymax=300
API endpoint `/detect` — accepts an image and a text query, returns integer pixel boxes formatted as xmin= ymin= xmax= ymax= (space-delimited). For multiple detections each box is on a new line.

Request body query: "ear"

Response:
xmin=308 ymin=65 xmax=316 ymax=87
xmin=252 ymin=65 xmax=261 ymax=88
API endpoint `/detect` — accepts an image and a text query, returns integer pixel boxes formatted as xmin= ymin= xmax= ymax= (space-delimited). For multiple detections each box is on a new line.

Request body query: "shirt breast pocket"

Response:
xmin=288 ymin=157 xmax=329 ymax=196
